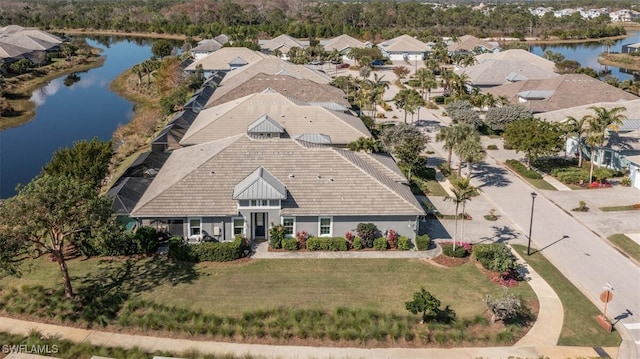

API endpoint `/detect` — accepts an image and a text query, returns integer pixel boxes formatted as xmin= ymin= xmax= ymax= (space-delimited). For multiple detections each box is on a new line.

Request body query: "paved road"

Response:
xmin=418 ymin=109 xmax=640 ymax=357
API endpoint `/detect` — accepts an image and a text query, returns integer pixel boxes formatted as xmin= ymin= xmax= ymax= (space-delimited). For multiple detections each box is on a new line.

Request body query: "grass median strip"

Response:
xmin=513 ymin=244 xmax=621 ymax=347
xmin=607 ymin=234 xmax=640 ymax=263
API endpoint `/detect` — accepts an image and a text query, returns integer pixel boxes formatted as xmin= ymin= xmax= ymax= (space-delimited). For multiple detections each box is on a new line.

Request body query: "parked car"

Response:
xmin=336 ymin=63 xmax=350 ymax=69
xmin=371 ymin=59 xmax=385 ymax=66
xmin=309 ymin=60 xmax=322 ymax=65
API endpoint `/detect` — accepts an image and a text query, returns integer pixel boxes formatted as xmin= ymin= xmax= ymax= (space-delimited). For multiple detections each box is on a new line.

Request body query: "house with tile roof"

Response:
xmin=447 ymin=35 xmax=499 ymax=55
xmin=320 ymin=34 xmax=366 ymax=60
xmin=131 ymin=134 xmax=424 ymax=241
xmin=455 ymin=58 xmax=558 ymax=89
xmin=259 ymin=34 xmax=309 ymax=60
xmin=205 ymin=73 xmax=349 ymax=109
xmin=218 ymin=56 xmax=333 ymax=86
xmin=0 ymin=25 xmax=63 ymax=64
xmin=377 ymin=34 xmax=431 ymax=61
xmin=483 ymin=74 xmax=638 ymax=113
xmin=184 ymin=47 xmax=267 ymax=77
xmin=538 ymin=99 xmax=640 ymax=172
xmin=181 ymin=90 xmax=369 ymax=146
xmin=190 ymin=36 xmax=229 ymax=60
xmin=475 ymin=49 xmax=556 ymax=71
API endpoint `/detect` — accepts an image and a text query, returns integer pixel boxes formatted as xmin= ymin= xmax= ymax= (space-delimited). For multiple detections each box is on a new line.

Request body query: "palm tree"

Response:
xmin=415 ymin=68 xmax=437 ymax=101
xmin=564 ymin=115 xmax=588 ymax=168
xmin=370 ymin=73 xmax=389 ymax=118
xmin=584 ymin=106 xmax=626 ymax=182
xmin=436 ymin=124 xmax=475 ymax=169
xmin=452 ymin=177 xmax=476 ymax=243
xmin=131 ymin=64 xmax=143 ymax=86
xmin=456 ymin=136 xmax=486 ymax=179
xmin=444 ymin=181 xmax=475 ymax=251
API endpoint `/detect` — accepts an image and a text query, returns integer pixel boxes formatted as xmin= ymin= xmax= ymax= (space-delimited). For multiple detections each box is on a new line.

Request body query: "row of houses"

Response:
xmin=191 ymin=33 xmax=499 ymax=65
xmin=529 ymin=7 xmax=640 ymax=22
xmin=453 ymin=49 xmax=640 ymax=189
xmin=112 ymin=47 xmax=425 ymax=242
xmin=0 ymin=25 xmax=63 ymax=66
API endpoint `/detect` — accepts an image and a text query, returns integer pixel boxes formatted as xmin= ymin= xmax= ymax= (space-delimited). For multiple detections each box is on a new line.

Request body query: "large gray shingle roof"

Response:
xmin=132 ymin=135 xmax=424 ymax=217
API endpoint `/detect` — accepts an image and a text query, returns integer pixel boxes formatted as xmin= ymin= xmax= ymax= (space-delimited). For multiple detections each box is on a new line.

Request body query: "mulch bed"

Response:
xmin=429 ymin=254 xmax=470 ymax=267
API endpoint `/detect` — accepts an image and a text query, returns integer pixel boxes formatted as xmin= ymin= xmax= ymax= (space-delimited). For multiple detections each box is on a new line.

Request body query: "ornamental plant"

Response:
xmin=387 ymin=229 xmax=398 ymax=249
xmin=296 ymin=230 xmax=309 ymax=249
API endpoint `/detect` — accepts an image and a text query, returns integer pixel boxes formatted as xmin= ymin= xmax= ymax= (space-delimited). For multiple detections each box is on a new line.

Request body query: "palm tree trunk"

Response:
xmin=461 ymin=202 xmax=466 ymax=242
xmin=453 ymin=203 xmax=459 ymax=251
xmin=589 ymin=148 xmax=595 ymax=183
xmin=577 ymin=142 xmax=583 ymax=168
xmin=457 ymin=159 xmax=463 ymax=177
xmin=466 ymin=164 xmax=472 ymax=179
xmin=447 ymin=148 xmax=453 ymax=169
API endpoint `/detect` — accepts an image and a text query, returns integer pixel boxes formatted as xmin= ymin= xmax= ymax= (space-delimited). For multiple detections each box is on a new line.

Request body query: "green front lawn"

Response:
xmin=0 ymin=256 xmax=537 ymax=347
xmin=513 ymin=245 xmax=621 ymax=346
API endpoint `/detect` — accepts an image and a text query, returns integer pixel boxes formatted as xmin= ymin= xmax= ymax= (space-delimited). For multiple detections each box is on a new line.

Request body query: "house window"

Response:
xmin=189 ymin=218 xmax=201 ymax=236
xmin=282 ymin=217 xmax=295 ymax=236
xmin=319 ymin=217 xmax=332 ymax=236
xmin=250 ymin=199 xmax=269 ymax=207
xmin=233 ymin=217 xmax=245 ymax=236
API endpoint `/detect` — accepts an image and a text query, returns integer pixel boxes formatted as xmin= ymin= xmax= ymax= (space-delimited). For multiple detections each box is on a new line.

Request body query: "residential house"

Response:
xmin=217 ymin=56 xmax=333 ymax=87
xmin=259 ymin=34 xmax=309 ymax=60
xmin=131 ymin=134 xmax=424 ymax=242
xmin=627 ymin=155 xmax=640 ymax=190
xmin=320 ymin=34 xmax=366 ymax=60
xmin=180 ymin=90 xmax=370 ymax=147
xmin=538 ymin=100 xmax=640 ymax=172
xmin=205 ymin=72 xmax=350 ymax=109
xmin=455 ymin=58 xmax=557 ymax=89
xmin=621 ymin=42 xmax=640 ymax=54
xmin=475 ymin=49 xmax=556 ymax=72
xmin=190 ymin=35 xmax=229 ymax=60
xmin=610 ymin=9 xmax=640 ymax=22
xmin=484 ymin=74 xmax=638 ymax=113
xmin=447 ymin=35 xmax=499 ymax=55
xmin=0 ymin=25 xmax=63 ymax=65
xmin=377 ymin=34 xmax=431 ymax=61
xmin=184 ymin=47 xmax=267 ymax=77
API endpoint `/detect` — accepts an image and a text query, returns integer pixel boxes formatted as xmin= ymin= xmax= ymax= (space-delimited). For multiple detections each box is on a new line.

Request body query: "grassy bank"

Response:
xmin=513 ymin=245 xmax=621 ymax=347
xmin=598 ymin=53 xmax=640 ymax=72
xmin=0 ymin=54 xmax=105 ymax=131
xmin=607 ymin=234 xmax=640 ymax=263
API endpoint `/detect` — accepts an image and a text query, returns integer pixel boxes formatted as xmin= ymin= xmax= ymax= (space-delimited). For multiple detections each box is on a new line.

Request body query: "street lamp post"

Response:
xmin=527 ymin=192 xmax=537 ymax=255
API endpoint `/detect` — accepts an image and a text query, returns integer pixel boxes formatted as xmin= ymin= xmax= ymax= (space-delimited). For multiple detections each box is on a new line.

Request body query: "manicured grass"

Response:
xmin=418 ymin=178 xmax=449 ymax=197
xmin=599 ymin=204 xmax=640 ymax=212
xmin=0 ymin=257 xmax=537 ymax=347
xmin=607 ymin=234 xmax=640 ymax=263
xmin=512 ymin=245 xmax=621 ymax=347
xmin=527 ymin=178 xmax=558 ymax=191
xmin=0 ymin=257 xmax=535 ymax=319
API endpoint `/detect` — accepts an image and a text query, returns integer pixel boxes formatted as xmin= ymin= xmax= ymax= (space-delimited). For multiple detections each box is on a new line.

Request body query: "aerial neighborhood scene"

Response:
xmin=2 ymin=0 xmax=640 ymax=358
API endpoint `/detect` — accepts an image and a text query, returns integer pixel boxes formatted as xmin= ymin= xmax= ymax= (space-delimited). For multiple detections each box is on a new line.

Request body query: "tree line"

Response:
xmin=0 ymin=0 xmax=628 ymax=42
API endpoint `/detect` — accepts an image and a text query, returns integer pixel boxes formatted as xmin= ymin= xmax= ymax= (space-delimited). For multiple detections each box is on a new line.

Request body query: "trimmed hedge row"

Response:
xmin=168 ymin=236 xmax=244 ymax=262
xmin=306 ymin=237 xmax=348 ymax=251
xmin=505 ymin=159 xmax=543 ymax=179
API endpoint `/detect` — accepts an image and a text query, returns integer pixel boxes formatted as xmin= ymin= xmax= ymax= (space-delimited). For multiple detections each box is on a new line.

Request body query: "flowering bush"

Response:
xmin=296 ymin=230 xmax=309 ymax=249
xmin=387 ymin=229 xmax=398 ymax=249
xmin=490 ymin=273 xmax=520 ymax=287
xmin=345 ymin=231 xmax=355 ymax=248
xmin=588 ymin=181 xmax=612 ymax=189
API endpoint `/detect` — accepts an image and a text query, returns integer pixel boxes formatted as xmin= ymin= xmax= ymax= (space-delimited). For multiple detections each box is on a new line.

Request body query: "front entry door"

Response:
xmin=254 ymin=212 xmax=266 ymax=238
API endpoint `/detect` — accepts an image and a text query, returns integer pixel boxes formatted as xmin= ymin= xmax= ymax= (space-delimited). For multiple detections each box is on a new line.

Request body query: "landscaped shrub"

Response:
xmin=282 ymin=237 xmax=298 ymax=251
xmin=398 ymin=236 xmax=410 ymax=250
xmin=269 ymin=225 xmax=285 ymax=249
xmin=357 ymin=223 xmax=378 ymax=248
xmin=296 ymin=230 xmax=309 ymax=249
xmin=169 ymin=237 xmax=244 ymax=262
xmin=572 ymin=200 xmax=589 ymax=212
xmin=168 ymin=237 xmax=197 ymax=261
xmin=195 ymin=236 xmax=244 ymax=262
xmin=374 ymin=237 xmax=388 ymax=250
xmin=441 ymin=242 xmax=471 ymax=257
xmin=352 ymin=237 xmax=363 ymax=250
xmin=487 ymin=144 xmax=498 ymax=150
xmin=416 ymin=234 xmax=431 ymax=251
xmin=553 ymin=169 xmax=589 ymax=184
xmin=306 ymin=237 xmax=348 ymax=251
xmin=387 ymin=229 xmax=398 ymax=249
xmin=485 ymin=294 xmax=532 ymax=324
xmin=621 ymin=176 xmax=632 ymax=187
xmin=505 ymin=159 xmax=542 ymax=179
xmin=593 ymin=167 xmax=617 ymax=183
xmin=132 ymin=226 xmax=160 ymax=255
xmin=473 ymin=244 xmax=518 ymax=273
xmin=345 ymin=231 xmax=355 ymax=248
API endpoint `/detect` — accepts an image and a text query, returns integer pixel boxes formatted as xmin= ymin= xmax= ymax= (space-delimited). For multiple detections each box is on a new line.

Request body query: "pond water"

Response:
xmin=0 ymin=37 xmax=154 ymax=198
xmin=530 ymin=31 xmax=640 ymax=81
